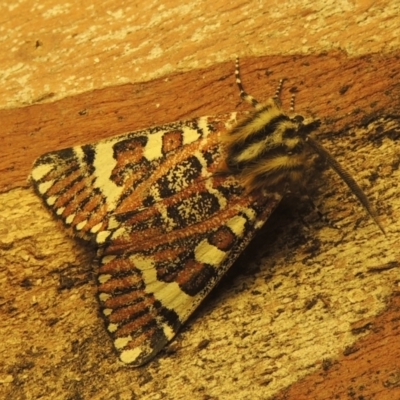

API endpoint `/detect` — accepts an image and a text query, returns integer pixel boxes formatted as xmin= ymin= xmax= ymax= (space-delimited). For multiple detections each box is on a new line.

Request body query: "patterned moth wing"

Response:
xmin=30 ymin=112 xmax=282 ymax=366
xmin=31 ymin=57 xmax=383 ymax=366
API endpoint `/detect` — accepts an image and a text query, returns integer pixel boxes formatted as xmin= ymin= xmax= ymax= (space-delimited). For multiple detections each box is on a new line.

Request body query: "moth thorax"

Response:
xmin=225 ymin=111 xmax=321 ymax=193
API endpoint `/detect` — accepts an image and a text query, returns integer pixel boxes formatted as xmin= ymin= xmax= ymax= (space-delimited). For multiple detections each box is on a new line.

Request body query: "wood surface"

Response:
xmin=1 ymin=1 xmax=400 ymax=399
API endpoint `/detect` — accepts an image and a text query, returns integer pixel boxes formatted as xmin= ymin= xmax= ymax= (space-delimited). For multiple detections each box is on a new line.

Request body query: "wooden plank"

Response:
xmin=1 ymin=0 xmax=400 ymax=399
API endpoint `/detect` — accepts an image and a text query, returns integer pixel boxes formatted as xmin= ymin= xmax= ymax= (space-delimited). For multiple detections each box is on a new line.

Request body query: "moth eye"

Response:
xmin=292 ymin=115 xmax=304 ymax=123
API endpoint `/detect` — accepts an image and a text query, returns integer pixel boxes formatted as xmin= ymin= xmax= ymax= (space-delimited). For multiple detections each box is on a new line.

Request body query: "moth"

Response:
xmin=30 ymin=58 xmax=383 ymax=366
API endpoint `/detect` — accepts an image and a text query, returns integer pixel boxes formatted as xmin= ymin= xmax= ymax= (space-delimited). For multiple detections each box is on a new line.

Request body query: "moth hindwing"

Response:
xmin=30 ymin=57 xmax=382 ymax=366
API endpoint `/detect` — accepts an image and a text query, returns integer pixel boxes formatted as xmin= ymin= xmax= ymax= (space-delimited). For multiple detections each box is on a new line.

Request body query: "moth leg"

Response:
xmin=299 ymin=190 xmax=341 ymax=230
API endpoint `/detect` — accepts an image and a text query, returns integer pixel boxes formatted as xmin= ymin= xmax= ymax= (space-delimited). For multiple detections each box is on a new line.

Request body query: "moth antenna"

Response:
xmin=272 ymin=78 xmax=285 ymax=102
xmin=289 ymin=93 xmax=295 ymax=113
xmin=306 ymin=136 xmax=385 ymax=234
xmin=235 ymin=57 xmax=260 ymax=108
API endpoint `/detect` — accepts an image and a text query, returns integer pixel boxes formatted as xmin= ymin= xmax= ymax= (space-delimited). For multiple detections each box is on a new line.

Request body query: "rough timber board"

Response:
xmin=1 ymin=0 xmax=399 ymax=109
xmin=1 ymin=0 xmax=400 ymax=398
xmin=1 ymin=53 xmax=400 ymax=400
xmin=274 ymin=293 xmax=400 ymax=399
